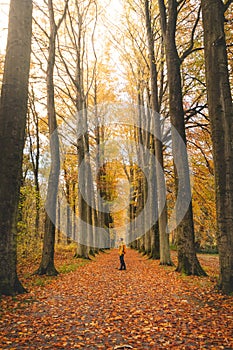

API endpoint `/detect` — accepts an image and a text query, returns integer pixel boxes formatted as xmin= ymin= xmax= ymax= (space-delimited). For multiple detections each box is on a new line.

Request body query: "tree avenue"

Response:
xmin=0 ymin=0 xmax=232 ymax=295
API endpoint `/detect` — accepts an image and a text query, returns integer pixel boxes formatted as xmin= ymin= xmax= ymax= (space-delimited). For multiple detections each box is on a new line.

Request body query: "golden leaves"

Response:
xmin=0 ymin=249 xmax=232 ymax=349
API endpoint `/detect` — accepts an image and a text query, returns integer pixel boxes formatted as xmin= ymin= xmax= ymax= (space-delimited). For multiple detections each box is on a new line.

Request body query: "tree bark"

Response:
xmin=149 ymin=136 xmax=160 ymax=260
xmin=201 ymin=0 xmax=233 ymax=293
xmin=36 ymin=0 xmax=68 ymax=275
xmin=75 ymin=125 xmax=90 ymax=259
xmin=158 ymin=0 xmax=206 ymax=275
xmin=0 ymin=0 xmax=32 ymax=295
xmin=144 ymin=0 xmax=172 ymax=265
xmin=28 ymin=89 xmax=41 ymax=238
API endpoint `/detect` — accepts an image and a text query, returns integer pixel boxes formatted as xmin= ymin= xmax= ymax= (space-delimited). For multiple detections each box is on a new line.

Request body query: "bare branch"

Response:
xmin=180 ymin=5 xmax=202 ymax=62
xmin=188 ymin=139 xmax=214 ymax=175
xmin=57 ymin=0 xmax=69 ymax=31
xmin=33 ymin=16 xmax=49 ymax=39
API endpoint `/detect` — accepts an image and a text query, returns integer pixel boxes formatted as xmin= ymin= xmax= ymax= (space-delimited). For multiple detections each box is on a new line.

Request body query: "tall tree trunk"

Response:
xmin=144 ymin=0 xmax=172 ymax=265
xmin=76 ymin=109 xmax=90 ymax=259
xmin=144 ymin=230 xmax=151 ymax=255
xmin=57 ymin=196 xmax=62 ymax=243
xmin=201 ymin=0 xmax=233 ymax=293
xmin=28 ymin=89 xmax=41 ymax=238
xmin=64 ymin=165 xmax=72 ymax=244
xmin=74 ymin=3 xmax=91 ymax=258
xmin=75 ymin=134 xmax=90 ymax=259
xmin=135 ymin=112 xmax=147 ymax=247
xmin=72 ymin=182 xmax=77 ymax=242
xmin=0 ymin=0 xmax=32 ymax=295
xmin=36 ymin=0 xmax=68 ymax=275
xmin=149 ymin=136 xmax=160 ymax=259
xmin=158 ymin=0 xmax=206 ymax=275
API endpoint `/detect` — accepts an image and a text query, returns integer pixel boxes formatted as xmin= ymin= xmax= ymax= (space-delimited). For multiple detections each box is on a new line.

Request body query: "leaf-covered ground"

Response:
xmin=0 ymin=249 xmax=232 ymax=349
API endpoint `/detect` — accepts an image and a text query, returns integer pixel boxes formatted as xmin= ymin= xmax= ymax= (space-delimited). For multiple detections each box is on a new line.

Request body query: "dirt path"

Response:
xmin=0 ymin=249 xmax=232 ymax=349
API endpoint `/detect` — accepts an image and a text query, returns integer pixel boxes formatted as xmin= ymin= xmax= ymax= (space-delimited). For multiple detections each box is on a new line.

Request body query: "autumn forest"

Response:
xmin=0 ymin=0 xmax=233 ymax=348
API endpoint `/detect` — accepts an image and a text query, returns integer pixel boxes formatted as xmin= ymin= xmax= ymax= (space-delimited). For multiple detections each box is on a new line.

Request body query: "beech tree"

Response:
xmin=201 ymin=0 xmax=233 ymax=294
xmin=158 ymin=0 xmax=206 ymax=275
xmin=0 ymin=0 xmax=33 ymax=295
xmin=27 ymin=87 xmax=41 ymax=238
xmin=144 ymin=0 xmax=172 ymax=265
xmin=36 ymin=0 xmax=69 ymax=275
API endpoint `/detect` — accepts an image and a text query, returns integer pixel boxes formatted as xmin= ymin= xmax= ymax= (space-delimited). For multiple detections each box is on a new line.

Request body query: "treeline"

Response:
xmin=0 ymin=0 xmax=232 ymax=295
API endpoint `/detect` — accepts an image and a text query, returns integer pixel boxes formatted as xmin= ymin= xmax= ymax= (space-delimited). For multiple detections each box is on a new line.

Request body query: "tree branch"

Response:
xmin=180 ymin=5 xmax=202 ymax=62
xmin=158 ymin=0 xmax=167 ymax=35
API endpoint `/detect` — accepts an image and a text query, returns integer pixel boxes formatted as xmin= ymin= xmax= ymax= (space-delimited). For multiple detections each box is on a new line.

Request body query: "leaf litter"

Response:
xmin=0 ymin=249 xmax=232 ymax=349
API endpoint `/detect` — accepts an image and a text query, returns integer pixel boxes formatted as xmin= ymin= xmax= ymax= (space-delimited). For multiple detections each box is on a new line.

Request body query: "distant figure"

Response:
xmin=118 ymin=238 xmax=126 ymax=270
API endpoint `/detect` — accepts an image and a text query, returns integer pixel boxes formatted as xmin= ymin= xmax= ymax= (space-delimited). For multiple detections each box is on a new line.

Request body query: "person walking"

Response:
xmin=118 ymin=238 xmax=126 ymax=270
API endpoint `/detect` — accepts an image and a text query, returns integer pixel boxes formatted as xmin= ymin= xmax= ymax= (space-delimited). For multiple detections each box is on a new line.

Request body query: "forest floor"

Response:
xmin=0 ymin=248 xmax=233 ymax=350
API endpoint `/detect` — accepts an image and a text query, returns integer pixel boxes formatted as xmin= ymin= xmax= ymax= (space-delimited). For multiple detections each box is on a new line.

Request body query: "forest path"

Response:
xmin=0 ymin=249 xmax=232 ymax=349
